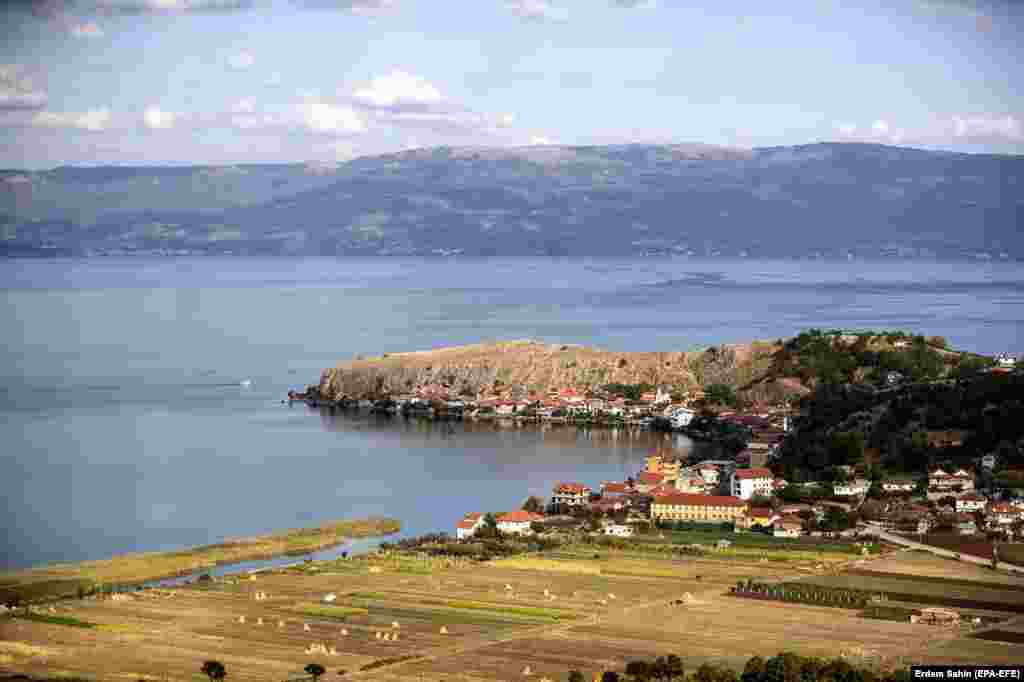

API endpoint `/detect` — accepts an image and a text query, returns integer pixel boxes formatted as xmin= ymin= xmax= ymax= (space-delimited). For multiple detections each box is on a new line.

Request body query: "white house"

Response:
xmin=981 ymin=454 xmax=997 ymax=470
xmin=496 ymin=510 xmax=544 ymax=535
xmin=833 ymin=479 xmax=870 ymax=497
xmin=882 ymin=479 xmax=916 ymax=493
xmin=603 ymin=523 xmax=634 ymax=537
xmin=670 ymin=407 xmax=696 ymax=429
xmin=730 ymin=468 xmax=774 ymax=501
xmin=955 ymin=494 xmax=988 ymax=513
xmin=456 ymin=512 xmax=484 ymax=540
xmin=997 ymin=353 xmax=1017 ymax=368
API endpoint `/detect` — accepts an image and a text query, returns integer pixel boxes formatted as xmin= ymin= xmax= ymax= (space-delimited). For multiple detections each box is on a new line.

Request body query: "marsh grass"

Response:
xmin=0 ymin=517 xmax=399 ymax=603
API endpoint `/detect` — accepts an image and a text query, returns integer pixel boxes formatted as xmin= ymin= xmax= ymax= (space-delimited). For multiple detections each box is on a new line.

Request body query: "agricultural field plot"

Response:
xmin=789 ymin=573 xmax=1024 ymax=613
xmin=859 ymin=550 xmax=1024 ymax=585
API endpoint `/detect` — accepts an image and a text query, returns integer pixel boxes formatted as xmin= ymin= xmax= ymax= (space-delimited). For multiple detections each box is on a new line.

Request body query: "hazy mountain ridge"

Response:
xmin=2 ymin=143 xmax=1021 ymax=258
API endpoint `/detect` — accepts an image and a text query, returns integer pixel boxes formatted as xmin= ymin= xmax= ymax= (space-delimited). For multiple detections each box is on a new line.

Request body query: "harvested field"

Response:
xmin=790 ymin=574 xmax=1024 ymax=613
xmin=853 ymin=550 xmax=1024 ymax=586
xmin=971 ymin=629 xmax=1024 ymax=644
xmin=4 ymin=547 xmax=1021 ymax=681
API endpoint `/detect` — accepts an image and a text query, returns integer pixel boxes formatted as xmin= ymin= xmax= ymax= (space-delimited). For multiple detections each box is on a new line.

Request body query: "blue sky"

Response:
xmin=1 ymin=0 xmax=1022 ymax=167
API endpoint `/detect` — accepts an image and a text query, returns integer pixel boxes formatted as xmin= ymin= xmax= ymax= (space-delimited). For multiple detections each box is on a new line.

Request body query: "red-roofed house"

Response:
xmin=650 ymin=493 xmax=747 ymax=524
xmin=730 ymin=468 xmax=775 ymax=500
xmin=456 ymin=512 xmax=484 ymax=540
xmin=636 ymin=471 xmax=666 ymax=492
xmin=601 ymin=481 xmax=632 ymax=496
xmin=988 ymin=503 xmax=1018 ymax=526
xmin=956 ymin=494 xmax=988 ymax=513
xmin=552 ymin=482 xmax=592 ymax=507
xmin=496 ymin=511 xmax=544 ymax=535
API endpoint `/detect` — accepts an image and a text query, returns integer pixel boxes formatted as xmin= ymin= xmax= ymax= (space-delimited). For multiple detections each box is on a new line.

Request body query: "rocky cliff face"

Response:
xmin=316 ymin=339 xmax=783 ymax=400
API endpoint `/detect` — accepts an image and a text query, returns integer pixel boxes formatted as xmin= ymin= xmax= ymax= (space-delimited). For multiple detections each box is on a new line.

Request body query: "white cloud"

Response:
xmin=505 ymin=0 xmax=569 ymax=22
xmin=528 ymin=134 xmax=555 ymax=145
xmin=834 ymin=113 xmax=1023 ymax=147
xmin=497 ymin=113 xmax=516 ymax=128
xmin=71 ymin=22 xmax=104 ymax=37
xmin=32 ymin=108 xmax=112 ymax=131
xmin=232 ymin=98 xmax=256 ymax=114
xmin=143 ymin=106 xmax=176 ymax=129
xmin=612 ymin=0 xmax=656 ymax=7
xmin=228 ymin=51 xmax=255 ymax=70
xmin=302 ymin=101 xmax=366 ymax=133
xmin=0 ymin=65 xmax=47 ymax=111
xmin=952 ymin=114 xmax=1022 ymax=142
xmin=353 ymin=71 xmax=442 ymax=108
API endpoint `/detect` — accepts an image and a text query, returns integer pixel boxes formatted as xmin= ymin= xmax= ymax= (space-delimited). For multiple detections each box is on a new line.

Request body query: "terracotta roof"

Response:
xmin=554 ymin=482 xmax=591 ymax=494
xmin=601 ymin=482 xmax=631 ymax=494
xmin=496 ymin=510 xmax=544 ymax=523
xmin=959 ymin=494 xmax=987 ymax=502
xmin=748 ymin=507 xmax=774 ymax=518
xmin=653 ymin=493 xmax=746 ymax=508
xmin=637 ymin=472 xmax=665 ymax=484
xmin=733 ymin=468 xmax=774 ymax=480
xmin=776 ymin=515 xmax=803 ymax=527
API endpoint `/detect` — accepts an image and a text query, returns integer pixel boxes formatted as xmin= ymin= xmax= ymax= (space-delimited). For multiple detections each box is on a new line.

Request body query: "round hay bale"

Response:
xmin=256 ymin=617 xmax=263 ymax=625
xmin=238 ymin=615 xmax=246 ymax=624
xmin=303 ymin=623 xmax=311 ymax=632
xmin=375 ymin=631 xmax=383 ymax=640
xmin=392 ymin=620 xmax=400 ymax=629
xmin=341 ymin=628 xmax=349 ymax=636
xmin=440 ymin=626 xmax=449 ymax=634
xmin=323 ymin=593 xmax=337 ymax=603
xmin=278 ymin=620 xmax=285 ymax=628
xmin=522 ymin=665 xmax=533 ymax=676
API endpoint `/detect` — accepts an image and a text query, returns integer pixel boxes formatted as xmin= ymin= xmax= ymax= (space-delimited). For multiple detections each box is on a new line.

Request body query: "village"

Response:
xmin=454 ymin=447 xmax=1024 ymax=558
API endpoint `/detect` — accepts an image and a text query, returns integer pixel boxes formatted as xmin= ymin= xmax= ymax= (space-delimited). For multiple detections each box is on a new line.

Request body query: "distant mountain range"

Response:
xmin=2 ymin=142 xmax=1021 ymax=258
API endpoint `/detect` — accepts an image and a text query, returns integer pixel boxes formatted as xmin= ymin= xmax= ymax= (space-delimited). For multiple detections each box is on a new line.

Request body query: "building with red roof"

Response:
xmin=456 ymin=512 xmax=484 ymax=540
xmin=496 ymin=510 xmax=545 ymax=535
xmin=552 ymin=482 xmax=592 ymax=507
xmin=730 ymin=467 xmax=775 ymax=500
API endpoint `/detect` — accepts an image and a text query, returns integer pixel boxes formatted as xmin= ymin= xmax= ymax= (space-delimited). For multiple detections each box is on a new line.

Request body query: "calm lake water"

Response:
xmin=2 ymin=257 xmax=1023 ymax=571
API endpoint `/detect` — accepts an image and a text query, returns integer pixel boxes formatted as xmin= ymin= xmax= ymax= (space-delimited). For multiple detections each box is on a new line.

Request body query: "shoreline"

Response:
xmin=0 ymin=517 xmax=400 ymax=604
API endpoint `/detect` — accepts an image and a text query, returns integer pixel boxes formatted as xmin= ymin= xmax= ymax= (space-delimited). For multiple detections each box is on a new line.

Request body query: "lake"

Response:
xmin=2 ymin=256 xmax=1022 ymax=571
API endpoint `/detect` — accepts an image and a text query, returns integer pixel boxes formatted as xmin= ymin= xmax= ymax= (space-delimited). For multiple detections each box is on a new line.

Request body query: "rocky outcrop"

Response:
xmin=316 ymin=339 xmax=780 ymax=400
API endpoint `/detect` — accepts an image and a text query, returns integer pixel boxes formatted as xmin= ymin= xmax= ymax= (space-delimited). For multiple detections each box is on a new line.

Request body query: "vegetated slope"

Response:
xmin=3 ymin=142 xmax=1022 ymax=257
xmin=778 ymin=370 xmax=1024 ymax=480
xmin=316 ymin=339 xmax=780 ymax=401
xmin=317 ymin=329 xmax=984 ymax=407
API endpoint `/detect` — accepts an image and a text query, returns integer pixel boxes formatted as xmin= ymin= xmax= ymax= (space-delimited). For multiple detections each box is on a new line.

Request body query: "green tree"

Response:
xmin=522 ymin=496 xmax=545 ymax=513
xmin=530 ymin=521 xmax=546 ymax=535
xmin=304 ymin=663 xmax=325 ymax=682
xmin=705 ymin=383 xmax=737 ymax=407
xmin=664 ymin=654 xmax=684 ymax=682
xmin=201 ymin=661 xmax=226 ymax=682
xmin=626 ymin=661 xmax=650 ymax=681
xmin=741 ymin=656 xmax=766 ymax=682
xmin=569 ymin=671 xmax=586 ymax=682
xmin=828 ymin=432 xmax=864 ymax=466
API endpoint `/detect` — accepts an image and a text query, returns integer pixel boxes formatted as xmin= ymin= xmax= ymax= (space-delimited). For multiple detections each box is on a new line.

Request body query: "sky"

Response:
xmin=0 ymin=0 xmax=1022 ymax=168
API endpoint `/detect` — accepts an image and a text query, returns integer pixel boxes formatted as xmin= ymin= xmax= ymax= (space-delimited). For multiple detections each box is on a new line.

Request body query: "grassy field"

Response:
xmin=0 ymin=517 xmax=400 ymax=604
xmin=3 ymin=541 xmax=1024 ymax=681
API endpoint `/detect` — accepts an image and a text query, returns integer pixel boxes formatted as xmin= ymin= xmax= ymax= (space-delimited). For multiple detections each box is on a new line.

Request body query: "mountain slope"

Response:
xmin=2 ymin=143 xmax=1021 ymax=258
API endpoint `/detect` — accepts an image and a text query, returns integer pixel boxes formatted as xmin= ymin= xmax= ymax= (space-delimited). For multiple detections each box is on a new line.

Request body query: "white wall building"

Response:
xmin=730 ymin=468 xmax=775 ymax=500
xmin=456 ymin=513 xmax=484 ymax=540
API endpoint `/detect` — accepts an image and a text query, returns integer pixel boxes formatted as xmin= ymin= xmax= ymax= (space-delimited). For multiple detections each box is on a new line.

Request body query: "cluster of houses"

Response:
xmin=455 ymin=449 xmax=1024 ymax=543
xmin=348 ymin=382 xmax=795 ymax=434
